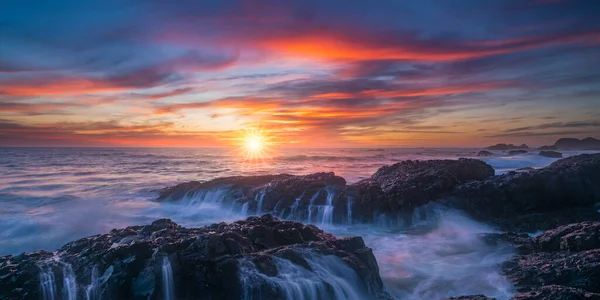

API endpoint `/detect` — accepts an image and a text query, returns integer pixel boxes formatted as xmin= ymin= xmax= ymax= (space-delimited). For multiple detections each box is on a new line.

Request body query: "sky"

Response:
xmin=1 ymin=0 xmax=599 ymax=147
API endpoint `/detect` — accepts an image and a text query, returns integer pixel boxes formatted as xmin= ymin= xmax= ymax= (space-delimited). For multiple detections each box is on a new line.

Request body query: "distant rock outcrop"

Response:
xmin=0 ymin=215 xmax=390 ymax=300
xmin=477 ymin=150 xmax=493 ymax=157
xmin=508 ymin=150 xmax=528 ymax=155
xmin=537 ymin=145 xmax=557 ymax=151
xmin=486 ymin=143 xmax=529 ymax=151
xmin=538 ymin=150 xmax=563 ymax=158
xmin=554 ymin=137 xmax=600 ymax=150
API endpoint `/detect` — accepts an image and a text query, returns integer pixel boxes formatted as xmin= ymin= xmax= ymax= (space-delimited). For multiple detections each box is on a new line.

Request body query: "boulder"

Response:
xmin=0 ymin=216 xmax=390 ymax=300
xmin=538 ymin=151 xmax=563 ymax=158
xmin=535 ymin=222 xmax=600 ymax=252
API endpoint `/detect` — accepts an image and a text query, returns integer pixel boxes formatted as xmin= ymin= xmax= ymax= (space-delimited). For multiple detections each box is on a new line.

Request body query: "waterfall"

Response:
xmin=62 ymin=263 xmax=78 ymax=300
xmin=40 ymin=267 xmax=57 ymax=300
xmin=306 ymin=190 xmax=322 ymax=223
xmin=239 ymin=251 xmax=367 ymax=300
xmin=317 ymin=189 xmax=335 ymax=225
xmin=85 ymin=266 xmax=99 ymax=300
xmin=241 ymin=202 xmax=249 ymax=215
xmin=162 ymin=257 xmax=175 ymax=300
xmin=289 ymin=191 xmax=305 ymax=220
xmin=346 ymin=196 xmax=353 ymax=225
xmin=256 ymin=190 xmax=266 ymax=215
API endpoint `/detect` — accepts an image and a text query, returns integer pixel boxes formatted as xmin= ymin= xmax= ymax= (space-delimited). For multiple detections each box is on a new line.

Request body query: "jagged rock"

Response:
xmin=512 ymin=285 xmax=600 ymax=300
xmin=502 ymin=249 xmax=600 ymax=293
xmin=367 ymin=158 xmax=494 ymax=213
xmin=535 ymin=222 xmax=600 ymax=252
xmin=0 ymin=216 xmax=390 ymax=300
xmin=477 ymin=150 xmax=494 ymax=157
xmin=539 ymin=151 xmax=563 ymax=158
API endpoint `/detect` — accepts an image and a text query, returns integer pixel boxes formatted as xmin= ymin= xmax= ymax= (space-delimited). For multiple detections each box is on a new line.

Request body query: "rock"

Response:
xmin=479 ymin=232 xmax=535 ymax=255
xmin=502 ymin=249 xmax=600 ymax=294
xmin=512 ymin=285 xmax=600 ymax=300
xmin=444 ymin=295 xmax=496 ymax=300
xmin=537 ymin=145 xmax=558 ymax=151
xmin=366 ymin=158 xmax=494 ymax=214
xmin=444 ymin=154 xmax=600 ymax=231
xmin=539 ymin=151 xmax=563 ymax=158
xmin=509 ymin=150 xmax=529 ymax=155
xmin=0 ymin=216 xmax=390 ymax=300
xmin=535 ymin=222 xmax=600 ymax=252
xmin=555 ymin=137 xmax=600 ymax=150
xmin=486 ymin=143 xmax=529 ymax=151
xmin=477 ymin=150 xmax=494 ymax=157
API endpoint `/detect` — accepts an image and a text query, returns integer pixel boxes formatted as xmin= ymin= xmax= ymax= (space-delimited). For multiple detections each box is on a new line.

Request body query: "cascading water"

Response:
xmin=85 ymin=266 xmax=99 ymax=300
xmin=346 ymin=196 xmax=353 ymax=225
xmin=316 ymin=189 xmax=335 ymax=225
xmin=162 ymin=257 xmax=175 ymax=300
xmin=241 ymin=202 xmax=249 ymax=215
xmin=62 ymin=263 xmax=78 ymax=300
xmin=306 ymin=189 xmax=322 ymax=223
xmin=39 ymin=267 xmax=57 ymax=300
xmin=255 ymin=190 xmax=266 ymax=215
xmin=239 ymin=251 xmax=367 ymax=300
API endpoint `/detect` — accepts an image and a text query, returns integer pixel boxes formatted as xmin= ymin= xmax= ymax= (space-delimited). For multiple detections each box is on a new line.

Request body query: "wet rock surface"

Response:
xmin=475 ymin=222 xmax=600 ymax=300
xmin=0 ymin=215 xmax=389 ymax=300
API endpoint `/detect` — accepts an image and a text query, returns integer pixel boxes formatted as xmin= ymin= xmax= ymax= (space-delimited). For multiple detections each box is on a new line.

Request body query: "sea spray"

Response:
xmin=39 ymin=267 xmax=57 ymax=300
xmin=161 ymin=257 xmax=175 ymax=300
xmin=340 ymin=209 xmax=515 ymax=300
xmin=239 ymin=251 xmax=367 ymax=300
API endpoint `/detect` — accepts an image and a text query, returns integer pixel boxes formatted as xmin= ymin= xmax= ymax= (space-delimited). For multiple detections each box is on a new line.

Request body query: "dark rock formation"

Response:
xmin=535 ymin=221 xmax=600 ymax=252
xmin=0 ymin=216 xmax=390 ymax=300
xmin=538 ymin=151 xmax=563 ymax=158
xmin=509 ymin=150 xmax=529 ymax=155
xmin=157 ymin=159 xmax=495 ymax=224
xmin=555 ymin=137 xmax=600 ymax=150
xmin=477 ymin=150 xmax=494 ymax=156
xmin=486 ymin=144 xmax=529 ymax=151
xmin=365 ymin=158 xmax=495 ymax=213
xmin=444 ymin=153 xmax=600 ymax=231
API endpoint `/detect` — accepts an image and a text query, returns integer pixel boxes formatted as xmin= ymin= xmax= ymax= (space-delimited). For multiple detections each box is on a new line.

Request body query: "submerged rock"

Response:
xmin=0 ymin=215 xmax=390 ymax=300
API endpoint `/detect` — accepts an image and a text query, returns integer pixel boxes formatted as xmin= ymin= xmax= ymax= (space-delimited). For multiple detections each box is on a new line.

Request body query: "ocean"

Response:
xmin=0 ymin=147 xmax=594 ymax=299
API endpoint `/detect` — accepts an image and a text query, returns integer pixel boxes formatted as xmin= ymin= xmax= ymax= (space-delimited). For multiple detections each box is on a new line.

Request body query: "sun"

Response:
xmin=235 ymin=127 xmax=274 ymax=160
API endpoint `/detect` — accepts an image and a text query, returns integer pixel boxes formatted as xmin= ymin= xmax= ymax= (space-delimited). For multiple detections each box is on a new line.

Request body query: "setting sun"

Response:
xmin=235 ymin=127 xmax=274 ymax=160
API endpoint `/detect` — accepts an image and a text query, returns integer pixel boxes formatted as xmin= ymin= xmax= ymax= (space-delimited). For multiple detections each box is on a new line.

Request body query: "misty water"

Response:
xmin=1 ymin=147 xmax=594 ymax=299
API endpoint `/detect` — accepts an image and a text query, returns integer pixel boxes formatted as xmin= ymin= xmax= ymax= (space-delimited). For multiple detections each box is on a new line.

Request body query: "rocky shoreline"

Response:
xmin=1 ymin=153 xmax=599 ymax=299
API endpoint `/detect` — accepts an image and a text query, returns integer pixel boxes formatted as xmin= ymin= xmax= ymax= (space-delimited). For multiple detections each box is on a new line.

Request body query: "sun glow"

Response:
xmin=235 ymin=127 xmax=274 ymax=160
